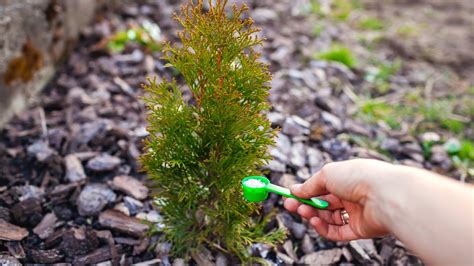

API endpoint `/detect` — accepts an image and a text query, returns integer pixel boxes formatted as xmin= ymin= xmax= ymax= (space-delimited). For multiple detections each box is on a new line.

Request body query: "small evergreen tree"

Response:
xmin=141 ymin=0 xmax=285 ymax=260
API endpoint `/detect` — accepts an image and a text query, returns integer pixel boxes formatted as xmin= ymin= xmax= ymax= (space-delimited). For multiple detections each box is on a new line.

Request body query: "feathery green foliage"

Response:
xmin=141 ymin=0 xmax=285 ymax=261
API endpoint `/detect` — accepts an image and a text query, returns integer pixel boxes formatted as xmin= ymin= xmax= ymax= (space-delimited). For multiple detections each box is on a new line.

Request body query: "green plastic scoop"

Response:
xmin=241 ymin=176 xmax=329 ymax=209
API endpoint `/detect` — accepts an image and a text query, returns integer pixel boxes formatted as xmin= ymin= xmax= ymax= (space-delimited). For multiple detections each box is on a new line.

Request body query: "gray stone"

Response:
xmin=265 ymin=159 xmax=286 ymax=172
xmin=301 ymin=234 xmax=314 ymax=254
xmin=307 ymin=147 xmax=325 ymax=173
xmin=123 ymin=196 xmax=144 ymax=216
xmin=112 ymin=175 xmax=149 ymax=200
xmin=252 ymin=8 xmax=278 ymax=23
xmin=321 ymin=111 xmax=342 ymax=131
xmin=27 ymin=140 xmax=55 ymax=162
xmin=290 ymin=222 xmax=306 ymax=239
xmin=299 ymin=248 xmax=342 ymax=265
xmin=17 ymin=185 xmax=44 ymax=201
xmin=420 ymin=132 xmax=440 ymax=143
xmin=296 ymin=167 xmax=311 ymax=180
xmin=64 ymin=154 xmax=86 ymax=182
xmin=290 ymin=142 xmax=306 ymax=168
xmin=77 ymin=184 xmax=116 ymax=216
xmin=87 ymin=153 xmax=121 ymax=172
xmin=267 ymin=112 xmax=286 ymax=125
xmin=33 ymin=212 xmax=57 ymax=239
xmin=381 ymin=138 xmax=401 ymax=153
xmin=282 ymin=115 xmax=310 ymax=137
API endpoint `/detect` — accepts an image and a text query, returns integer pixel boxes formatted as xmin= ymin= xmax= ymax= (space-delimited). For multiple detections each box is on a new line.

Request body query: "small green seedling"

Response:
xmin=242 ymin=176 xmax=329 ymax=209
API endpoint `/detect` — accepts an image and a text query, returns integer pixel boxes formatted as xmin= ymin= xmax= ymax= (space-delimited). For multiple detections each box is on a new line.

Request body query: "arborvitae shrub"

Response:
xmin=141 ymin=0 xmax=285 ymax=261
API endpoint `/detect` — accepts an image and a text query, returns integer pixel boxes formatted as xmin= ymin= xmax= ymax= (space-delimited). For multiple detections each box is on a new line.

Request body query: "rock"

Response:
xmin=5 ymin=241 xmax=25 ymax=259
xmin=282 ymin=115 xmax=310 ymax=137
xmin=272 ymin=133 xmax=292 ymax=163
xmin=252 ymin=243 xmax=271 ymax=258
xmin=265 ymin=159 xmax=287 ymax=172
xmin=321 ymin=139 xmax=350 ymax=159
xmin=135 ymin=258 xmax=162 ymax=266
xmin=17 ymin=185 xmax=44 ymax=201
xmin=420 ymin=132 xmax=440 ymax=143
xmin=30 ymin=249 xmax=63 ymax=264
xmin=112 ymin=175 xmax=149 ymax=200
xmin=349 ymin=239 xmax=377 ymax=264
xmin=215 ymin=252 xmax=228 ymax=266
xmin=61 ymin=227 xmax=100 ymax=257
xmin=301 ymin=234 xmax=314 ymax=254
xmin=341 ymin=246 xmax=353 ymax=262
xmin=283 ymin=240 xmax=297 ymax=261
xmin=430 ymin=145 xmax=452 ymax=170
xmin=65 ymin=154 xmax=86 ymax=182
xmin=299 ymin=248 xmax=342 ymax=265
xmin=296 ymin=167 xmax=311 ymax=180
xmin=11 ymin=197 xmax=43 ymax=226
xmin=344 ymin=120 xmax=371 ymax=137
xmin=27 ymin=140 xmax=55 ymax=162
xmin=307 ymin=147 xmax=325 ymax=173
xmin=99 ymin=210 xmax=149 ymax=237
xmin=0 ymin=218 xmax=28 ymax=241
xmin=252 ymin=8 xmax=278 ymax=23
xmin=191 ymin=247 xmax=214 ymax=265
xmin=33 ymin=212 xmax=57 ymax=239
xmin=381 ymin=138 xmax=401 ymax=153
xmin=277 ymin=252 xmax=295 ymax=264
xmin=0 ymin=255 xmax=21 ymax=266
xmin=123 ymin=196 xmax=144 ymax=215
xmin=290 ymin=142 xmax=306 ymax=168
xmin=278 ymin=174 xmax=297 ymax=188
xmin=267 ymin=112 xmax=286 ymax=125
xmin=321 ymin=111 xmax=342 ymax=131
xmin=87 ymin=153 xmax=121 ymax=172
xmin=403 ymin=142 xmax=423 ymax=154
xmin=290 ymin=222 xmax=306 ymax=239
xmin=172 ymin=258 xmax=186 ymax=266
xmin=113 ymin=203 xmax=130 ymax=216
xmin=77 ymin=184 xmax=117 ymax=216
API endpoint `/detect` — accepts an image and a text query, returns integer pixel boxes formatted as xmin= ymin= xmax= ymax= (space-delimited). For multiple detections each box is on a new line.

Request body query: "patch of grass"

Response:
xmin=358 ymin=17 xmax=384 ymax=30
xmin=358 ymin=100 xmax=401 ymax=129
xmin=365 ymin=59 xmax=401 ymax=94
xmin=107 ymin=21 xmax=162 ymax=53
xmin=316 ymin=45 xmax=358 ymax=68
xmin=313 ymin=23 xmax=324 ymax=37
xmin=308 ymin=0 xmax=362 ymax=21
xmin=395 ymin=24 xmax=419 ymax=38
xmin=332 ymin=0 xmax=362 ymax=21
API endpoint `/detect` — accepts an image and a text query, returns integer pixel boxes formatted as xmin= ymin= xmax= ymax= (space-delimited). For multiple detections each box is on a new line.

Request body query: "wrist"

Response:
xmin=368 ymin=164 xmax=414 ymax=233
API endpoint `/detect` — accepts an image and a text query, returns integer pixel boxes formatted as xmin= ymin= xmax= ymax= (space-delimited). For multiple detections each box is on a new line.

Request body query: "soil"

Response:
xmin=0 ymin=0 xmax=472 ymax=265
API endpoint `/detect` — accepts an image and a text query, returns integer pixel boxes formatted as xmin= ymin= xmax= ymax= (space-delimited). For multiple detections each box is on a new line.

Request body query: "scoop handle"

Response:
xmin=266 ymin=184 xmax=329 ymax=209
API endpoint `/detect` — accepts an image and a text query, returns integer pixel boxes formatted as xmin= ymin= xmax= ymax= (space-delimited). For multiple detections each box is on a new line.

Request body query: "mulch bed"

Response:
xmin=0 ymin=0 xmax=466 ymax=264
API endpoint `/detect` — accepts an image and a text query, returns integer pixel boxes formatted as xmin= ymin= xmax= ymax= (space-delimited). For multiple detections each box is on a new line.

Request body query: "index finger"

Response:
xmin=290 ymin=170 xmax=328 ymax=199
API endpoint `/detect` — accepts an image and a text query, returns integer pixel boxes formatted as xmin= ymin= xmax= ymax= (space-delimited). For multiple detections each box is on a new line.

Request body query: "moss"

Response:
xmin=316 ymin=45 xmax=358 ymax=68
xmin=358 ymin=17 xmax=384 ymax=30
xmin=3 ymin=40 xmax=43 ymax=85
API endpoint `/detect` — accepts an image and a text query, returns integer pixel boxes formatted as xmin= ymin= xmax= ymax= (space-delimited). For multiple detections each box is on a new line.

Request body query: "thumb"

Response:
xmin=290 ymin=171 xmax=328 ymax=199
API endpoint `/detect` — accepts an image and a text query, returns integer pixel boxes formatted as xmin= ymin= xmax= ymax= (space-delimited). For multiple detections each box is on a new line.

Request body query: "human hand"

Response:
xmin=284 ymin=159 xmax=395 ymax=241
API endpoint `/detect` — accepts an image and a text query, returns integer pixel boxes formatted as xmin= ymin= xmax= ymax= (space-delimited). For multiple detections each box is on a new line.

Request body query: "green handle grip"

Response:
xmin=266 ymin=184 xmax=329 ymax=209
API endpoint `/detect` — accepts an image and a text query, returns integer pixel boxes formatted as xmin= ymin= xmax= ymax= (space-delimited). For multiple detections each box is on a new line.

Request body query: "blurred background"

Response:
xmin=0 ymin=0 xmax=472 ymax=264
